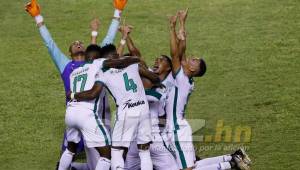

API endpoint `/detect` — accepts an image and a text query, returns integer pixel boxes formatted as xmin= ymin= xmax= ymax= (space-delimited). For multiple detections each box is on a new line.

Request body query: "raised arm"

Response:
xmin=103 ymin=56 xmax=141 ymax=69
xmin=126 ymin=36 xmax=141 ymax=57
xmin=101 ymin=18 xmax=120 ymax=47
xmin=71 ymin=83 xmax=103 ymax=101
xmin=100 ymin=0 xmax=128 ymax=46
xmin=126 ymin=34 xmax=148 ymax=67
xmin=25 ymin=0 xmax=70 ymax=74
xmin=90 ymin=18 xmax=101 ymax=45
xmin=169 ymin=15 xmax=181 ymax=74
xmin=117 ymin=25 xmax=133 ymax=57
xmin=177 ymin=9 xmax=188 ymax=62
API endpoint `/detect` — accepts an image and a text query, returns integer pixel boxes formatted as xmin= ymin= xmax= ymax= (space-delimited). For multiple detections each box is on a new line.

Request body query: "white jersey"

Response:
xmin=68 ymin=58 xmax=105 ymax=112
xmin=145 ymin=87 xmax=167 ymax=133
xmin=162 ymin=72 xmax=175 ymax=92
xmin=166 ymin=67 xmax=194 ymax=130
xmin=96 ymin=63 xmax=148 ymax=111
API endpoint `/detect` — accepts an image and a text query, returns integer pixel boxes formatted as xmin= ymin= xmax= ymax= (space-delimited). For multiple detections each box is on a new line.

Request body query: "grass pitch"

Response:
xmin=0 ymin=0 xmax=299 ymax=169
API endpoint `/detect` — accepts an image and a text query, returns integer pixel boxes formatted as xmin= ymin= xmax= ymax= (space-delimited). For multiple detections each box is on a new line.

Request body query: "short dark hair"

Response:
xmin=161 ymin=55 xmax=172 ymax=68
xmin=100 ymin=44 xmax=117 ymax=58
xmin=195 ymin=58 xmax=206 ymax=77
xmin=85 ymin=44 xmax=101 ymax=59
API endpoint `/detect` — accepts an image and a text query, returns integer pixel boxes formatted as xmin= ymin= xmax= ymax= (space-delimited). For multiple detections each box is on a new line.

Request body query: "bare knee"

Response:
xmin=95 ymin=146 xmax=111 ymax=159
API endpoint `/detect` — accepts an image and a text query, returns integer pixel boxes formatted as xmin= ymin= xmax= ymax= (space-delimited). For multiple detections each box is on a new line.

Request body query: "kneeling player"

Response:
xmin=125 ymin=79 xmax=179 ymax=170
xmin=167 ymin=9 xmax=251 ymax=170
xmin=166 ymin=9 xmax=206 ymax=170
xmin=70 ymin=44 xmax=164 ymax=170
xmin=117 ymin=26 xmax=178 ymax=170
xmin=59 ymin=45 xmax=140 ymax=170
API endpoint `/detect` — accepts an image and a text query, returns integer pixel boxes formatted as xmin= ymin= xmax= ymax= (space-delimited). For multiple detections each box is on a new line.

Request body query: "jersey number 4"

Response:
xmin=73 ymin=74 xmax=87 ymax=93
xmin=123 ymin=73 xmax=137 ymax=93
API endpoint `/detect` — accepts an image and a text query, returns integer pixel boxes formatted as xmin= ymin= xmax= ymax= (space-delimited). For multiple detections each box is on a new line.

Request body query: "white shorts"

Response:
xmin=125 ymin=133 xmax=179 ymax=170
xmin=170 ymin=123 xmax=195 ymax=169
xmin=112 ymin=106 xmax=152 ymax=148
xmin=65 ymin=106 xmax=111 ymax=148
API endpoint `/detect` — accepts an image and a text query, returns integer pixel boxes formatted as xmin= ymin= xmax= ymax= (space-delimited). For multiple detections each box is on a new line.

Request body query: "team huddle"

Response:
xmin=25 ymin=0 xmax=252 ymax=170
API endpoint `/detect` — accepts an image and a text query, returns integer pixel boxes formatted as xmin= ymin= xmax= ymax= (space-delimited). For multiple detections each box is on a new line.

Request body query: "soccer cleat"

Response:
xmin=25 ymin=0 xmax=41 ymax=17
xmin=113 ymin=0 xmax=128 ymax=11
xmin=233 ymin=154 xmax=250 ymax=170
xmin=234 ymin=148 xmax=252 ymax=165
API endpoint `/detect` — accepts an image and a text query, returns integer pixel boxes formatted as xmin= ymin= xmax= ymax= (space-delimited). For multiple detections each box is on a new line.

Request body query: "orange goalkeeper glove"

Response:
xmin=113 ymin=0 xmax=128 ymax=11
xmin=25 ymin=0 xmax=40 ymax=17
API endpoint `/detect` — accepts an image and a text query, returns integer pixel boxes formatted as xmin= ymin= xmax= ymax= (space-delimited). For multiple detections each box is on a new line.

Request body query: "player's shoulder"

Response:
xmin=145 ymin=87 xmax=167 ymax=101
xmin=94 ymin=58 xmax=106 ymax=65
xmin=174 ymin=66 xmax=194 ymax=88
xmin=172 ymin=66 xmax=185 ymax=80
xmin=128 ymin=62 xmax=139 ymax=68
xmin=123 ymin=62 xmax=139 ymax=72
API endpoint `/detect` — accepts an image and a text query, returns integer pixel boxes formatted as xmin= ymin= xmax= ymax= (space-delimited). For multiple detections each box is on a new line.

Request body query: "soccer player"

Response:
xmin=25 ymin=0 xmax=128 ymax=169
xmin=58 ymin=45 xmax=141 ymax=170
xmin=166 ymin=9 xmax=206 ymax=170
xmin=167 ymin=9 xmax=251 ymax=170
xmin=151 ymin=39 xmax=252 ymax=170
xmin=69 ymin=44 xmax=164 ymax=170
xmin=118 ymin=25 xmax=178 ymax=170
xmin=125 ymin=82 xmax=179 ymax=170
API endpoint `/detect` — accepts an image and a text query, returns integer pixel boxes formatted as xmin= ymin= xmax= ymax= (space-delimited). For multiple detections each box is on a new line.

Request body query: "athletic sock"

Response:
xmin=195 ymin=163 xmax=221 ymax=170
xmin=95 ymin=157 xmax=111 ymax=170
xmin=194 ymin=162 xmax=231 ymax=170
xmin=111 ymin=148 xmax=124 ymax=170
xmin=71 ymin=162 xmax=89 ymax=170
xmin=138 ymin=149 xmax=153 ymax=170
xmin=223 ymin=155 xmax=232 ymax=162
xmin=58 ymin=149 xmax=75 ymax=170
xmin=196 ymin=155 xmax=231 ymax=167
xmin=220 ymin=162 xmax=232 ymax=170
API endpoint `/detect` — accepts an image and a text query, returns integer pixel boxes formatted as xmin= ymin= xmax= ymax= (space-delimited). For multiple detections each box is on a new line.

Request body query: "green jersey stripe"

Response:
xmin=173 ymin=87 xmax=180 ymax=130
xmin=161 ymin=133 xmax=177 ymax=159
xmin=172 ymin=67 xmax=181 ymax=78
xmin=145 ymin=89 xmax=162 ymax=100
xmin=93 ymin=96 xmax=110 ymax=145
xmin=174 ymin=130 xmax=187 ymax=168
xmin=183 ymin=92 xmax=192 ymax=117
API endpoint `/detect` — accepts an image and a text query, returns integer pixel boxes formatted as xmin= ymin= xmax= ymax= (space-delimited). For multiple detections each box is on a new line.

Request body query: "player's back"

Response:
xmin=68 ymin=59 xmax=105 ymax=112
xmin=98 ymin=63 xmax=148 ymax=111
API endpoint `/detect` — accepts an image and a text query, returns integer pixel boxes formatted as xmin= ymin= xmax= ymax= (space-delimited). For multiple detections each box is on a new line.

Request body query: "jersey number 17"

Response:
xmin=73 ymin=74 xmax=87 ymax=93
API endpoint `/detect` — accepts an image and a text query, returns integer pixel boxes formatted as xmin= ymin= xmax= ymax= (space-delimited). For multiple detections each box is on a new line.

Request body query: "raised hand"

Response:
xmin=25 ymin=0 xmax=40 ymax=17
xmin=178 ymin=8 xmax=189 ymax=24
xmin=90 ymin=18 xmax=101 ymax=32
xmin=177 ymin=8 xmax=188 ymax=40
xmin=119 ymin=25 xmax=133 ymax=39
xmin=169 ymin=15 xmax=178 ymax=29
